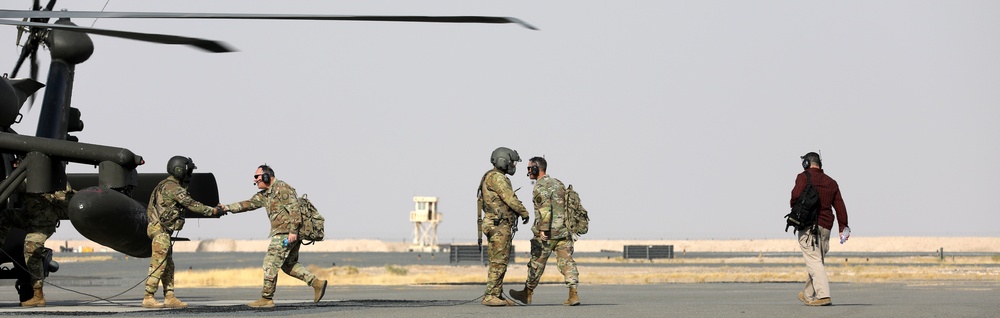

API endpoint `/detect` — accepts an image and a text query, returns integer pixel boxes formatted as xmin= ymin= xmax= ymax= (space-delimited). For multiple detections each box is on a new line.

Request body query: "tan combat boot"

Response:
xmin=509 ymin=285 xmax=533 ymax=305
xmin=20 ymin=287 xmax=46 ymax=307
xmin=481 ymin=295 xmax=509 ymax=307
xmin=563 ymin=287 xmax=580 ymax=306
xmin=163 ymin=291 xmax=189 ymax=309
xmin=807 ymin=297 xmax=832 ymax=306
xmin=142 ymin=293 xmax=164 ymax=308
xmin=311 ymin=279 xmax=328 ymax=303
xmin=247 ymin=297 xmax=275 ymax=308
xmin=500 ymin=294 xmax=515 ymax=306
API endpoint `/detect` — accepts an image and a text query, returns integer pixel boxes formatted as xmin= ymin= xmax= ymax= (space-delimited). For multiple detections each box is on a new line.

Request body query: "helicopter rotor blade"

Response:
xmin=10 ymin=36 xmax=36 ymax=77
xmin=0 ymin=19 xmax=234 ymax=53
xmin=26 ymin=47 xmax=38 ymax=110
xmin=0 ymin=11 xmax=538 ymax=30
xmin=43 ymin=0 xmax=57 ymax=13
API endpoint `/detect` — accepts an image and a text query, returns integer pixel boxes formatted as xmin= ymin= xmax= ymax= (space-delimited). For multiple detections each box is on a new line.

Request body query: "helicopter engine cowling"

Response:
xmin=0 ymin=78 xmax=44 ymax=130
xmin=67 ymin=187 xmax=152 ymax=258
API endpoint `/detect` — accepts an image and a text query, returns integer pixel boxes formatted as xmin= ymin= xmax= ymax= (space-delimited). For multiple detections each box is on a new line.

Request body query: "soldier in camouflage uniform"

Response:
xmin=219 ymin=164 xmax=327 ymax=308
xmin=510 ymin=157 xmax=580 ymax=306
xmin=143 ymin=156 xmax=220 ymax=309
xmin=478 ymin=147 xmax=530 ymax=307
xmin=20 ymin=182 xmax=72 ymax=308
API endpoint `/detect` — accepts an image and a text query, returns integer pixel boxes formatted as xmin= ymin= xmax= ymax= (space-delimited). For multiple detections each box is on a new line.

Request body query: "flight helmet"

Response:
xmin=490 ymin=147 xmax=521 ymax=175
xmin=167 ymin=156 xmax=196 ymax=183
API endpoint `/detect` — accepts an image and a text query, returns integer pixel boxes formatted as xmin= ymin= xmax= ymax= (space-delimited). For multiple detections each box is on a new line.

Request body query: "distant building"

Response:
xmin=409 ymin=196 xmax=442 ymax=252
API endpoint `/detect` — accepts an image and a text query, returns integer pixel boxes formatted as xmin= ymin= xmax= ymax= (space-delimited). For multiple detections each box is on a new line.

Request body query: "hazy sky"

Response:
xmin=2 ymin=1 xmax=998 ymax=243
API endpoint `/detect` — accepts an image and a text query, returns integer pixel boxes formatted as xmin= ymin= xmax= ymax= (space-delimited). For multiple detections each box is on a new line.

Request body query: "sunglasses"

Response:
xmin=254 ymin=174 xmax=263 ymax=179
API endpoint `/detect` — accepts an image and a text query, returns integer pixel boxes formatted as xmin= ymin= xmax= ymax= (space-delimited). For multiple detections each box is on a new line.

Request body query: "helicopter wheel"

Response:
xmin=15 ymin=277 xmax=33 ymax=302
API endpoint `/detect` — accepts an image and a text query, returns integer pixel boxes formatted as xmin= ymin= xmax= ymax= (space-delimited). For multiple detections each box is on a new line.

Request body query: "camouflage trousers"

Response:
xmin=525 ymin=237 xmax=578 ymax=289
xmin=24 ymin=227 xmax=55 ymax=289
xmin=24 ymin=193 xmax=63 ymax=289
xmin=483 ymin=221 xmax=513 ymax=297
xmin=261 ymin=234 xmax=316 ymax=299
xmin=145 ymin=231 xmax=175 ymax=295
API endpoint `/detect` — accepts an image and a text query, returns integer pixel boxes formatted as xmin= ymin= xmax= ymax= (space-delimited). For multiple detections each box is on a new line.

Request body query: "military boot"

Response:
xmin=142 ymin=293 xmax=164 ymax=308
xmin=247 ymin=297 xmax=275 ymax=308
xmin=563 ymin=287 xmax=580 ymax=306
xmin=509 ymin=285 xmax=533 ymax=305
xmin=163 ymin=291 xmax=189 ymax=309
xmin=20 ymin=287 xmax=46 ymax=307
xmin=311 ymin=279 xmax=328 ymax=303
xmin=481 ymin=295 xmax=509 ymax=307
xmin=500 ymin=294 xmax=515 ymax=306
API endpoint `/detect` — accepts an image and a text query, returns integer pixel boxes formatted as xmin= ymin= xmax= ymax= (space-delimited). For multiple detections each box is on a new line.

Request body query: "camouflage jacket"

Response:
xmin=531 ymin=175 xmax=569 ymax=239
xmin=225 ymin=179 xmax=301 ymax=237
xmin=147 ymin=176 xmax=214 ymax=234
xmin=480 ymin=169 xmax=529 ymax=223
xmin=23 ymin=182 xmax=74 ymax=230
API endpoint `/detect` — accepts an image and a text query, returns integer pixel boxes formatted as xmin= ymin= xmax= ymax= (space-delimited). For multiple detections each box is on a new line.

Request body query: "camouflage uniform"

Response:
xmin=525 ymin=175 xmax=578 ymax=289
xmin=225 ymin=179 xmax=318 ymax=299
xmin=145 ymin=176 xmax=215 ymax=296
xmin=23 ymin=183 xmax=73 ymax=290
xmin=479 ymin=169 xmax=529 ymax=301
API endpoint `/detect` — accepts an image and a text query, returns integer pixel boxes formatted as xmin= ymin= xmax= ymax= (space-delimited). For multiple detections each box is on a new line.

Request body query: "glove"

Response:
xmin=521 ymin=215 xmax=530 ymax=225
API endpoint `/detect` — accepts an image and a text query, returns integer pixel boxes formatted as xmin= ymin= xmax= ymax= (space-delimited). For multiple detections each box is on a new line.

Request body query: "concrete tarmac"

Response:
xmin=1 ymin=281 xmax=997 ymax=317
xmin=1 ymin=252 xmax=997 ymax=317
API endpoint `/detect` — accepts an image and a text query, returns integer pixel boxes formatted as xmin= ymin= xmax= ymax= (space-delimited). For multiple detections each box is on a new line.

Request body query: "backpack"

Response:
xmin=297 ymin=194 xmax=326 ymax=243
xmin=784 ymin=172 xmax=820 ymax=232
xmin=564 ymin=184 xmax=590 ymax=236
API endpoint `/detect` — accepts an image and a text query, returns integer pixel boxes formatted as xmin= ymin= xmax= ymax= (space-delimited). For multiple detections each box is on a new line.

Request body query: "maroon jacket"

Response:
xmin=790 ymin=168 xmax=849 ymax=232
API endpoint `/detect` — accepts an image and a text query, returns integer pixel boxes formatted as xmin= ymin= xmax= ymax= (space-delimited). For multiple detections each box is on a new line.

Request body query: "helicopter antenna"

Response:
xmin=91 ymin=0 xmax=112 ymax=28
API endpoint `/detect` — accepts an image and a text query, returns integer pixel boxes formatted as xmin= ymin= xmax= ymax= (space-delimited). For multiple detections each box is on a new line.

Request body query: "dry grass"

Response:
xmin=52 ymin=255 xmax=115 ymax=263
xmin=171 ymin=256 xmax=1000 ymax=288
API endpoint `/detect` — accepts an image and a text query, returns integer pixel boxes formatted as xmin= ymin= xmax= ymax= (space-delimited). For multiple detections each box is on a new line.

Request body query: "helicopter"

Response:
xmin=0 ymin=1 xmax=535 ymax=302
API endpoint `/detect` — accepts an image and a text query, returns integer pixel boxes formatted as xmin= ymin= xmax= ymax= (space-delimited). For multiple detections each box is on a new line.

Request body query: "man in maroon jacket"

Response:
xmin=790 ymin=152 xmax=850 ymax=306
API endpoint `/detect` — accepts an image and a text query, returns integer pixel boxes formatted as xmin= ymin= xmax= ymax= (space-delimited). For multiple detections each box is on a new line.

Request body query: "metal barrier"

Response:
xmin=623 ymin=245 xmax=674 ymax=260
xmin=448 ymin=245 xmax=515 ymax=265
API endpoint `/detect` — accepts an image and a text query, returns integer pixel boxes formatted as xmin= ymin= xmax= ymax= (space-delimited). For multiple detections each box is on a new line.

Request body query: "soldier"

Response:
xmin=20 ymin=158 xmax=74 ymax=308
xmin=477 ymin=147 xmax=530 ymax=306
xmin=218 ymin=164 xmax=327 ymax=308
xmin=510 ymin=157 xmax=580 ymax=306
xmin=143 ymin=156 xmax=221 ymax=309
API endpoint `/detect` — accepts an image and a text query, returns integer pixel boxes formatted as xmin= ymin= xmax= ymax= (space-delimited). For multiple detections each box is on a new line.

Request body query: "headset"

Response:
xmin=801 ymin=152 xmax=822 ymax=170
xmin=527 ymin=165 xmax=540 ymax=179
xmin=257 ymin=164 xmax=274 ymax=185
xmin=526 ymin=156 xmax=545 ymax=179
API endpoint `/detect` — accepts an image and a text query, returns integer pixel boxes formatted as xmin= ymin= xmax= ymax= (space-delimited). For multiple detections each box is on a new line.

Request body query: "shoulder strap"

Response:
xmin=559 ymin=182 xmax=569 ymax=232
xmin=477 ymin=169 xmax=499 ymax=198
xmin=476 ymin=169 xmax=498 ymax=251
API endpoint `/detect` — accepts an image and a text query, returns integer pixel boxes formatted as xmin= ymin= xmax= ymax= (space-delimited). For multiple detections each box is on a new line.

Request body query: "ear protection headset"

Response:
xmin=527 ymin=164 xmax=540 ymax=178
xmin=800 ymin=152 xmax=822 ymax=170
xmin=258 ymin=164 xmax=273 ymax=184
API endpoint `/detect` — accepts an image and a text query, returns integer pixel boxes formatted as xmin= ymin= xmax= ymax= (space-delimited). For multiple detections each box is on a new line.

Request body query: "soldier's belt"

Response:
xmin=491 ymin=218 xmax=514 ymax=226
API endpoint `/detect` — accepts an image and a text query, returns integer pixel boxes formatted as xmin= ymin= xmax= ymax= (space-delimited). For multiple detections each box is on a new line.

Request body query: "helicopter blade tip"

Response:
xmin=506 ymin=17 xmax=538 ymax=30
